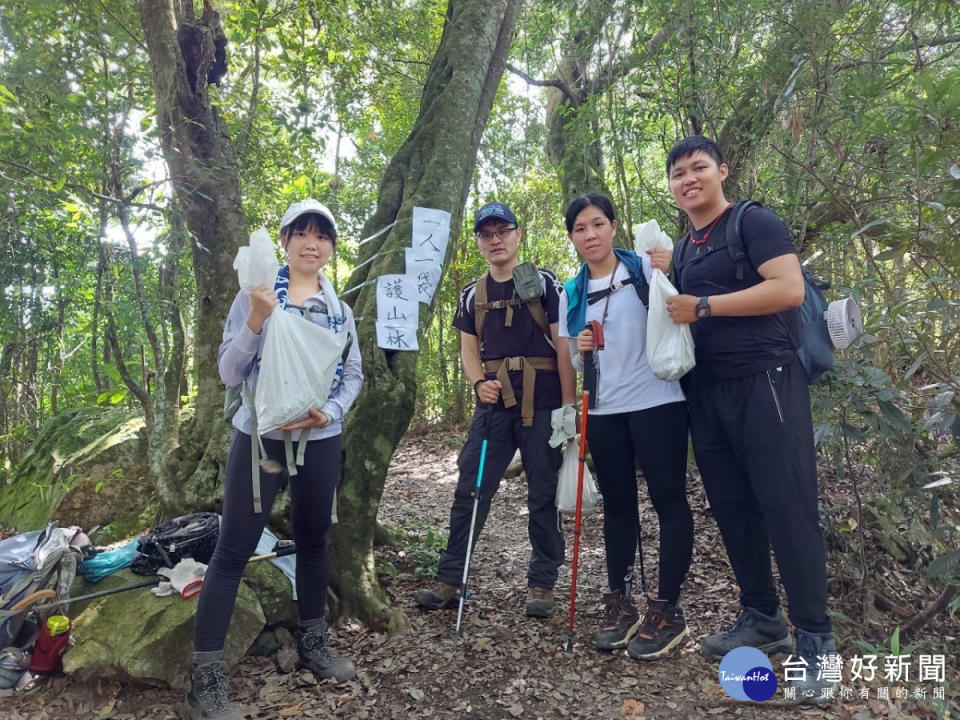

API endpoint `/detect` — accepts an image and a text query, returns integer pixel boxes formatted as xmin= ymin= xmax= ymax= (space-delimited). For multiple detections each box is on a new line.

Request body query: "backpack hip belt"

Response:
xmin=482 ymin=356 xmax=557 ymax=427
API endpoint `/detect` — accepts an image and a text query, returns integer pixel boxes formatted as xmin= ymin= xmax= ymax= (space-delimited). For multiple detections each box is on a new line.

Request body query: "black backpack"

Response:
xmin=130 ymin=512 xmax=220 ymax=576
xmin=675 ymin=201 xmax=858 ymax=383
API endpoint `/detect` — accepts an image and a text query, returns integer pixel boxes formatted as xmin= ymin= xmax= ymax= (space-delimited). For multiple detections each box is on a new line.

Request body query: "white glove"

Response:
xmin=549 ymin=404 xmax=577 ymax=448
xmin=150 ymin=558 xmax=208 ymax=597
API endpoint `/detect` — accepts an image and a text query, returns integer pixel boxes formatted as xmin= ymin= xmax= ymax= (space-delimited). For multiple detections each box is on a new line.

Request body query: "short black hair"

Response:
xmin=666 ymin=136 xmax=725 ymax=175
xmin=564 ymin=192 xmax=616 ymax=233
xmin=281 ymin=212 xmax=337 ymax=246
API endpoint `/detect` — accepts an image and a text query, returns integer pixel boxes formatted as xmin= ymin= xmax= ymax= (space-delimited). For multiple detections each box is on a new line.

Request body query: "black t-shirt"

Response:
xmin=675 ymin=204 xmax=800 ymax=377
xmin=453 ymin=268 xmax=563 ymax=410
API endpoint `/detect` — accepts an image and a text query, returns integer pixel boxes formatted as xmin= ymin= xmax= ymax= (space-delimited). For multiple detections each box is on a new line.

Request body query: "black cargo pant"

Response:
xmin=436 ymin=405 xmax=565 ymax=589
xmin=684 ymin=358 xmax=831 ymax=634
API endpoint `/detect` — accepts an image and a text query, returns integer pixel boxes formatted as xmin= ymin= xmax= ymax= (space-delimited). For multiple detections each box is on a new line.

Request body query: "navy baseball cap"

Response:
xmin=474 ymin=202 xmax=518 ymax=232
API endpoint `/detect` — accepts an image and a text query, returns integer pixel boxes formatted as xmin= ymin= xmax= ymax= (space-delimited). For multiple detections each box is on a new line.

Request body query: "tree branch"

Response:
xmin=0 ymin=157 xmax=167 ymax=213
xmin=590 ymin=27 xmax=671 ymax=95
xmin=505 ymin=63 xmax=572 ymax=100
xmin=832 ymin=34 xmax=960 ymax=72
xmin=901 ymin=584 xmax=958 ymax=640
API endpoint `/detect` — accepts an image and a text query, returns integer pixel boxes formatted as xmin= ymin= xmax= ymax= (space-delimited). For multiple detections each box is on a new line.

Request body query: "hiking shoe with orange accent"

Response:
xmin=593 ymin=590 xmax=641 ymax=650
xmin=413 ymin=581 xmax=459 ymax=610
xmin=626 ymin=597 xmax=689 ymax=661
xmin=525 ymin=586 xmax=555 ymax=618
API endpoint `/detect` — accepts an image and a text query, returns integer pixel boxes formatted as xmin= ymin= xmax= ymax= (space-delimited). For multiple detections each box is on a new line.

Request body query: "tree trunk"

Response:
xmin=540 ymin=20 xmax=670 ymax=243
xmin=329 ymin=0 xmax=519 ymax=630
xmin=137 ymin=0 xmax=245 ymax=512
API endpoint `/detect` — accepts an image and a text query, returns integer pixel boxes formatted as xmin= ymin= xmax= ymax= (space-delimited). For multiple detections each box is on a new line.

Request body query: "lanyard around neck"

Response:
xmin=692 ymin=203 xmax=733 ymax=246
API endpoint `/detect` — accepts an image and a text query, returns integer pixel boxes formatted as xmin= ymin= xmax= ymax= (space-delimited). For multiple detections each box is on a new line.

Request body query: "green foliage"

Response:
xmin=0 ymin=0 xmax=957 ymax=627
xmin=400 ymin=523 xmax=449 ymax=580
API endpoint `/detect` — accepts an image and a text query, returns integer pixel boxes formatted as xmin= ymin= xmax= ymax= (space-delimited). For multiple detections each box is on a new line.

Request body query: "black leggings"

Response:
xmin=194 ymin=431 xmax=339 ymax=653
xmin=587 ymin=402 xmax=692 ymax=604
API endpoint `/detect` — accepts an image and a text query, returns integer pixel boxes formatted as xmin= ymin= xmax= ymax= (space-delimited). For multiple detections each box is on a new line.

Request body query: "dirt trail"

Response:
xmin=6 ymin=431 xmax=952 ymax=719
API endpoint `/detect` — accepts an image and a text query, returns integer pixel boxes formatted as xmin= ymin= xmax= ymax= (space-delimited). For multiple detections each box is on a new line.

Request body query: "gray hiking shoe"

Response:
xmin=594 ymin=590 xmax=642 ymax=650
xmin=788 ymin=628 xmax=838 ymax=704
xmin=186 ymin=661 xmax=243 ymax=720
xmin=700 ymin=606 xmax=793 ymax=661
xmin=626 ymin=597 xmax=689 ymax=661
xmin=413 ymin=581 xmax=459 ymax=610
xmin=298 ymin=621 xmax=356 ymax=682
xmin=525 ymin=586 xmax=555 ymax=618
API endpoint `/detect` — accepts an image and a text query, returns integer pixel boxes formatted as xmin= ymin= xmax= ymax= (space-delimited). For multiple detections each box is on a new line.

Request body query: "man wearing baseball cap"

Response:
xmin=414 ymin=201 xmax=576 ymax=619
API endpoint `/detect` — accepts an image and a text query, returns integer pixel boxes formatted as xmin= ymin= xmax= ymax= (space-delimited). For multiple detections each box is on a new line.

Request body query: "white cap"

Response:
xmin=279 ymin=199 xmax=337 ymax=240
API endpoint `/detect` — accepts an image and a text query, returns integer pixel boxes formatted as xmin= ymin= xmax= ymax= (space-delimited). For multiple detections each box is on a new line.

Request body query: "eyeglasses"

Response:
xmin=476 ymin=226 xmax=518 ymax=243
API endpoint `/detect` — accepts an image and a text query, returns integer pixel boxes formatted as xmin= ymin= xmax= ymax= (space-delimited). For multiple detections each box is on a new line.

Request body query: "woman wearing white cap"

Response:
xmin=187 ymin=200 xmax=362 ymax=719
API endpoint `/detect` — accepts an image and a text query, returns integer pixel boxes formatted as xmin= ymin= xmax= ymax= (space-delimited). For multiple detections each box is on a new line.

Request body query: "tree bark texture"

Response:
xmin=330 ymin=0 xmax=519 ymax=630
xmin=137 ymin=0 xmax=243 ymax=511
xmin=543 ymin=21 xmax=670 ymax=243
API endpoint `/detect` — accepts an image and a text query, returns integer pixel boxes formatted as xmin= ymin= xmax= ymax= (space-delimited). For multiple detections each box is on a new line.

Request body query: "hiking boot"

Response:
xmin=788 ymin=628 xmax=838 ymax=704
xmin=594 ymin=590 xmax=641 ymax=650
xmin=700 ymin=606 xmax=793 ymax=661
xmin=626 ymin=597 xmax=689 ymax=661
xmin=413 ymin=581 xmax=459 ymax=610
xmin=186 ymin=661 xmax=243 ymax=720
xmin=525 ymin=587 xmax=555 ymax=618
xmin=297 ymin=621 xmax=356 ymax=682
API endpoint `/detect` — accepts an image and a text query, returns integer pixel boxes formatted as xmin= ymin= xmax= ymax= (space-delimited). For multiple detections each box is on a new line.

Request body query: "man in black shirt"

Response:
xmin=666 ymin=136 xmax=836 ymax=702
xmin=414 ymin=202 xmax=576 ymax=618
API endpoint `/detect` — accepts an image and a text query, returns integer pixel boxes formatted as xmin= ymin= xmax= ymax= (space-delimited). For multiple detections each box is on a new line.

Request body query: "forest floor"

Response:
xmin=6 ymin=430 xmax=958 ymax=720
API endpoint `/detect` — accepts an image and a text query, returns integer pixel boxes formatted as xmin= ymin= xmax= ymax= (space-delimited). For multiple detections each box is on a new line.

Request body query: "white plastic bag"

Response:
xmin=254 ymin=308 xmax=348 ymax=435
xmin=634 ymin=220 xmax=696 ymax=381
xmin=234 ymin=227 xmax=280 ymax=292
xmin=556 ymin=437 xmax=598 ymax=514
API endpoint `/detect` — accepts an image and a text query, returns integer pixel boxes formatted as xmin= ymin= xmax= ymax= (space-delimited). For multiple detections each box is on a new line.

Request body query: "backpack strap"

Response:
xmin=584 ymin=267 xmax=649 ymax=309
xmin=241 ymin=382 xmax=263 ymax=514
xmin=672 ymin=231 xmax=691 ymax=287
xmin=526 ymin=297 xmax=549 ymax=336
xmin=473 ymin=270 xmax=550 ymax=342
xmin=482 ymin=356 xmax=558 ymax=426
xmin=473 ymin=271 xmax=489 ymax=348
xmin=724 ymin=200 xmax=760 ymax=281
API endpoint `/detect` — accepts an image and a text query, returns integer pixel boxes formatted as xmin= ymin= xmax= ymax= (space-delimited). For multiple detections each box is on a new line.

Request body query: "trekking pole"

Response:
xmin=565 ymin=388 xmax=591 ymax=652
xmin=456 ymin=404 xmax=492 ymax=636
xmin=566 ymin=320 xmax=604 ymax=651
xmin=635 ymin=514 xmax=647 ymax=594
xmin=34 ymin=542 xmax=298 ymax=611
xmin=582 ymin=320 xmax=604 ymax=410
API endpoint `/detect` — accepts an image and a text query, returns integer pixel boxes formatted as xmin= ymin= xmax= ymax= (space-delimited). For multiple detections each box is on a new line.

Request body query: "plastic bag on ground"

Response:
xmin=234 ymin=227 xmax=280 ymax=293
xmin=634 ymin=220 xmax=696 ymax=381
xmin=556 ymin=437 xmax=599 ymax=514
xmin=254 ymin=308 xmax=348 ymax=435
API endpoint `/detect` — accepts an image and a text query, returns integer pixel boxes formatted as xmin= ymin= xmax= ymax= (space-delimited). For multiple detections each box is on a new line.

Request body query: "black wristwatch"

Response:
xmin=696 ymin=296 xmax=711 ymax=319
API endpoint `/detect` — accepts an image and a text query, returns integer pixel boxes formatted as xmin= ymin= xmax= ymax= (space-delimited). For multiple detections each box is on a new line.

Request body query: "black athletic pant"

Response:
xmin=436 ymin=405 xmax=565 ymax=589
xmin=587 ymin=401 xmax=692 ymax=604
xmin=194 ymin=431 xmax=339 ymax=653
xmin=684 ymin=358 xmax=831 ymax=634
